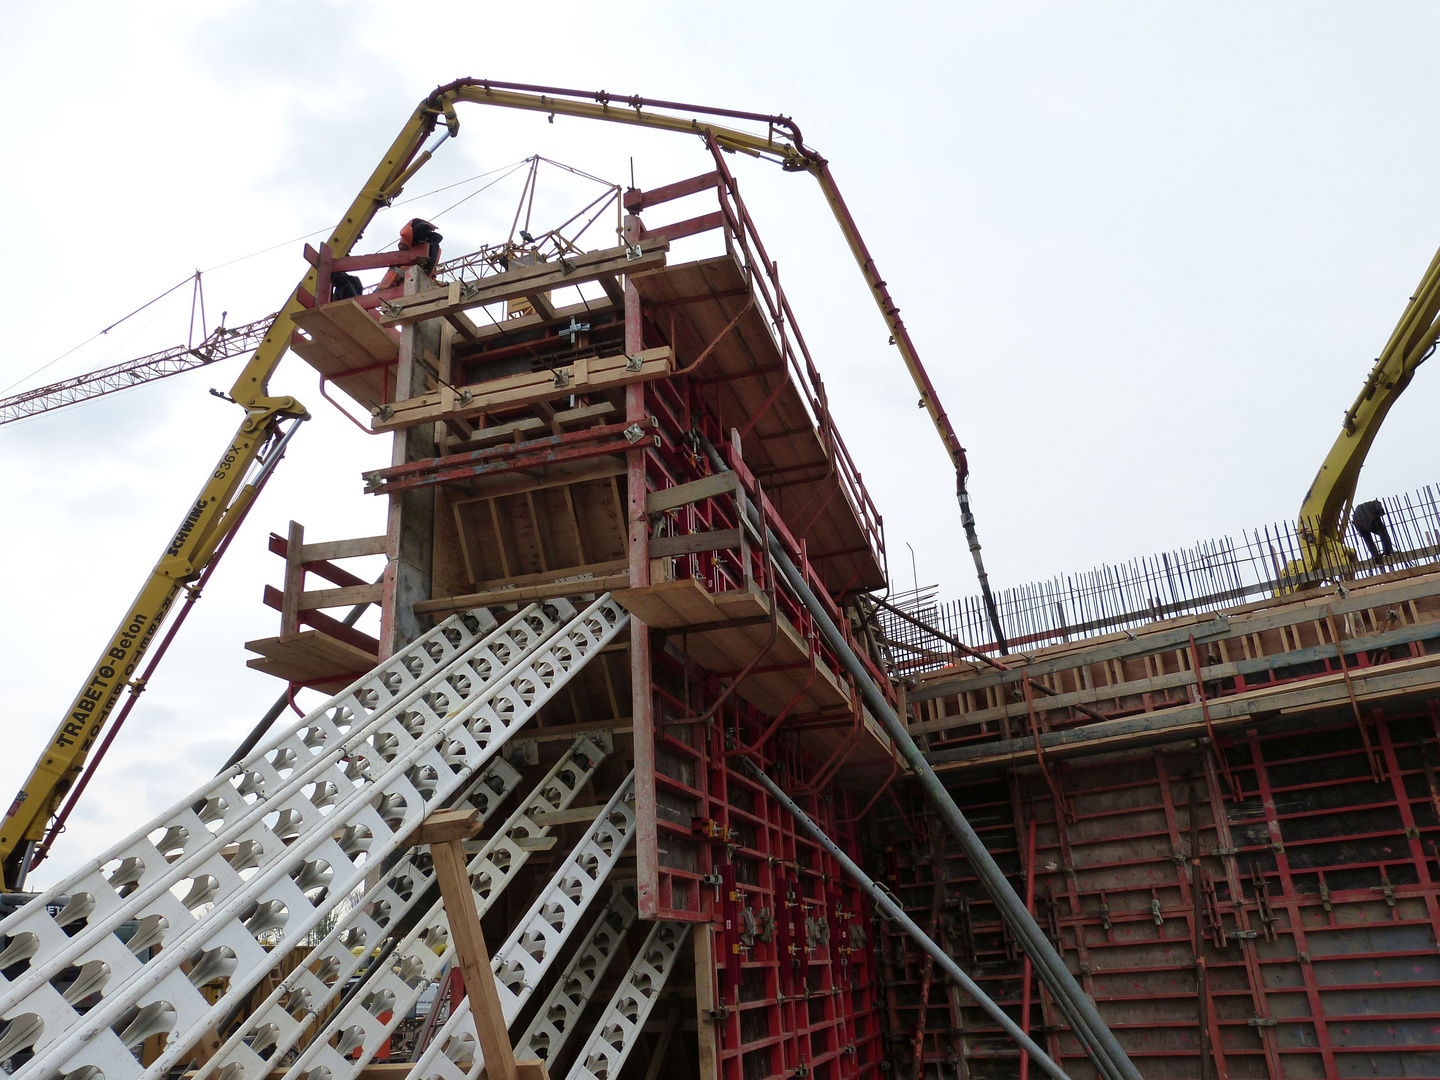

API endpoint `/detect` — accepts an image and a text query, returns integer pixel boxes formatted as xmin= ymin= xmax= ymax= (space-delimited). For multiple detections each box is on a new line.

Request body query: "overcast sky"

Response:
xmin=6 ymin=1 xmax=1440 ymax=884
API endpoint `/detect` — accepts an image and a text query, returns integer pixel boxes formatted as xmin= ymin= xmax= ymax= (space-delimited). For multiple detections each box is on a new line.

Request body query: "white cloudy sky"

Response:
xmin=5 ymin=1 xmax=1440 ymax=885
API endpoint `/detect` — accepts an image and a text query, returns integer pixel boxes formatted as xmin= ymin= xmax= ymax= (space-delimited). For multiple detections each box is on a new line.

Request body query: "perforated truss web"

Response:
xmin=565 ymin=920 xmax=690 ymax=1080
xmin=0 ymin=595 xmax=628 ymax=1080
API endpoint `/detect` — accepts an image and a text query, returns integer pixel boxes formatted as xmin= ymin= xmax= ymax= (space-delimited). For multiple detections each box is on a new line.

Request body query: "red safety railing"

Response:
xmin=625 ymin=147 xmax=887 ymax=582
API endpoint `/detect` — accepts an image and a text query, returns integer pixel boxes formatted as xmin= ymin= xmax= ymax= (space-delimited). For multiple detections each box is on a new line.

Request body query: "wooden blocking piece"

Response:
xmin=429 ymin=836 xmax=520 ymax=1080
xmin=298 ymin=582 xmax=385 ymax=611
xmin=300 ymin=534 xmax=388 ymax=561
xmin=371 ymin=346 xmax=673 ymax=432
xmin=644 ymin=471 xmax=738 ymax=515
xmin=412 ymin=808 xmax=482 ymax=846
xmin=530 ymin=804 xmax=603 ymax=827
xmin=515 ymin=1062 xmax=550 ymax=1080
xmin=282 ymin=520 xmax=304 ymax=636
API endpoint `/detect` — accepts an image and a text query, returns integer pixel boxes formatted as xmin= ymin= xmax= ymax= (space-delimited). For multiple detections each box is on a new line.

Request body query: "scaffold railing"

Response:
xmin=874 ymin=482 xmax=1440 ymax=670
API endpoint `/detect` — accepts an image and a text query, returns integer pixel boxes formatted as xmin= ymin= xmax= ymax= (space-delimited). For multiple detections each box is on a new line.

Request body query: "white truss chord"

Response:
xmin=0 ymin=594 xmax=629 ymax=1080
xmin=192 ymin=756 xmax=524 ymax=1080
xmin=398 ymin=774 xmax=638 ymax=1080
xmin=564 ymin=921 xmax=691 ymax=1080
xmin=229 ymin=730 xmax=614 ymax=1080
xmin=514 ymin=890 xmax=639 ymax=1069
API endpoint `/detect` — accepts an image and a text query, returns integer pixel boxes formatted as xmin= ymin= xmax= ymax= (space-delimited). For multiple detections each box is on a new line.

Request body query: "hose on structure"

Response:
xmin=959 ymin=481 xmax=1008 ymax=654
xmin=698 ymin=435 xmax=1142 ymax=1080
xmin=738 ymin=756 xmax=1073 ymax=1080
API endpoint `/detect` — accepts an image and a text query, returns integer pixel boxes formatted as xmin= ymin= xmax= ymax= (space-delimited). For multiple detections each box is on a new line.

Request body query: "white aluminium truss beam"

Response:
xmin=256 ymin=731 xmax=615 ymax=1080
xmin=192 ymin=753 xmax=528 ymax=1080
xmin=0 ymin=595 xmax=628 ymax=1080
xmin=513 ymin=889 xmax=639 ymax=1070
xmin=381 ymin=773 xmax=638 ymax=1080
xmin=564 ymin=920 xmax=691 ymax=1080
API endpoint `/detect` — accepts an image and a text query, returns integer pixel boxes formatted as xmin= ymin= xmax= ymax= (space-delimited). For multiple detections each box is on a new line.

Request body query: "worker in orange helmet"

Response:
xmin=379 ymin=218 xmax=443 ymax=291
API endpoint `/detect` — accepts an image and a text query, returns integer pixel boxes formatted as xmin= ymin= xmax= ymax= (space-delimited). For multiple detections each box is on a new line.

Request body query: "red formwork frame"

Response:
xmin=623 ymin=368 xmax=884 ymax=1080
xmin=618 ymin=181 xmax=888 ymax=1080
xmin=868 ymin=699 xmax=1440 ymax=1080
xmin=648 ymin=644 xmax=883 ymax=1080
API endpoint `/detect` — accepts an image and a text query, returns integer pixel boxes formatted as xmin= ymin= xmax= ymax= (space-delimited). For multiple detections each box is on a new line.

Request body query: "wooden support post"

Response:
xmin=622 ymin=216 xmax=660 ymax=921
xmin=418 ymin=810 xmax=549 ymax=1080
xmin=693 ymin=925 xmax=720 ymax=1080
xmin=380 ymin=265 xmax=439 ymax=657
xmin=281 ymin=520 xmax=304 ymax=637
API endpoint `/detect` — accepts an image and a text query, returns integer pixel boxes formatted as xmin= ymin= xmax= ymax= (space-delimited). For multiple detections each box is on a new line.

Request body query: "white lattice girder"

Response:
xmin=269 ymin=732 xmax=615 ymax=1080
xmin=0 ymin=594 xmax=628 ymax=1080
xmin=192 ymin=755 xmax=526 ymax=1080
xmin=514 ymin=890 xmax=639 ymax=1068
xmin=564 ymin=921 xmax=691 ymax=1080
xmin=381 ymin=774 xmax=638 ymax=1080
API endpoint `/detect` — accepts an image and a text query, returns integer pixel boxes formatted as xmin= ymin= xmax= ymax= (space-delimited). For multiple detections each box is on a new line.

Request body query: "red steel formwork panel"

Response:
xmin=648 ymin=645 xmax=883 ymax=1080
xmin=616 ymin=171 xmax=889 ymax=1080
xmin=866 ymin=700 xmax=1440 ymax=1080
xmin=622 ymin=370 xmax=884 ymax=1080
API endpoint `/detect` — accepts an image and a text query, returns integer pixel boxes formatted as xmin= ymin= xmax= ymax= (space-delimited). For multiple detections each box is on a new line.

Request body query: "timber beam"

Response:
xmin=370 ymin=346 xmax=673 ymax=432
xmin=379 ymin=238 xmax=669 ymax=329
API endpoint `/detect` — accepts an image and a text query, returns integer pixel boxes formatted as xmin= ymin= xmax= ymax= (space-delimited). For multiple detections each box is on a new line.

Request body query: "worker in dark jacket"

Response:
xmin=1352 ymin=499 xmax=1393 ymax=563
xmin=379 ymin=218 xmax=443 ymax=291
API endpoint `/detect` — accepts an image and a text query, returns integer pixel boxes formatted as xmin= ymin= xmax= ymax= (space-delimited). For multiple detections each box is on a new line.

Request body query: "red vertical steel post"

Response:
xmin=1019 ymin=813 xmax=1038 ymax=1080
xmin=624 ymin=212 xmax=660 ymax=919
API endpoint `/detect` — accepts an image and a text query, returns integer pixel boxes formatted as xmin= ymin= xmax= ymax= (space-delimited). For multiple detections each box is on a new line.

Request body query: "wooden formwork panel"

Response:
xmin=289 ymin=298 xmax=399 ymax=409
xmin=909 ymin=569 xmax=1440 ymax=775
xmin=244 ymin=629 xmax=377 ymax=692
xmin=450 ymin=465 xmax=628 ymax=591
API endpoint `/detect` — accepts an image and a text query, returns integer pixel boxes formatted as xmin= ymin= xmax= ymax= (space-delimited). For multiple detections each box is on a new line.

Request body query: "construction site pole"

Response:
xmin=739 ymin=757 xmax=1072 ymax=1080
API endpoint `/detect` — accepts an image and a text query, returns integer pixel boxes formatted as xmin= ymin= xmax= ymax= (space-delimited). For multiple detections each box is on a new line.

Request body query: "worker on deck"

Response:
xmin=379 ymin=218 xmax=443 ymax=291
xmin=1353 ymin=499 xmax=1394 ymax=563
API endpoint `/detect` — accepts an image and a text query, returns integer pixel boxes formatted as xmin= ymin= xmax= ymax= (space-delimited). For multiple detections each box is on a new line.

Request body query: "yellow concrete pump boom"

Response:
xmin=2 ymin=79 xmax=1000 ymax=889
xmin=1291 ymin=240 xmax=1440 ymax=581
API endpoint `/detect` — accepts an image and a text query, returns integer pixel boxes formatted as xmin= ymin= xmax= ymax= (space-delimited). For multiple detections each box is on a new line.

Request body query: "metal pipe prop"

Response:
xmin=739 ymin=757 xmax=1072 ymax=1080
xmin=698 ymin=435 xmax=1143 ymax=1080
